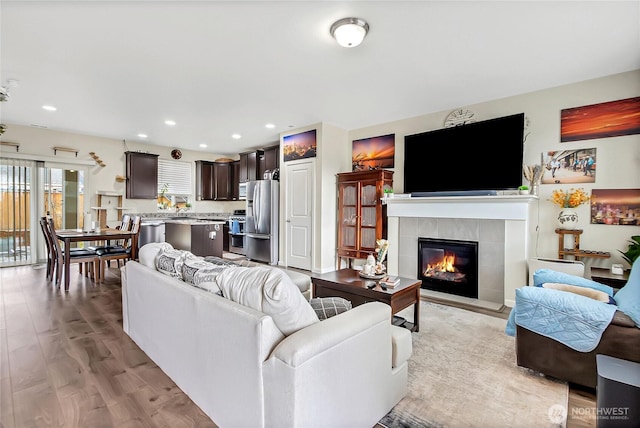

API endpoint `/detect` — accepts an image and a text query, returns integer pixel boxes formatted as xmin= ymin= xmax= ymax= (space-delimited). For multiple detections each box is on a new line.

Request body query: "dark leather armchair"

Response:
xmin=516 ymin=310 xmax=640 ymax=388
xmin=515 ymin=259 xmax=640 ymax=389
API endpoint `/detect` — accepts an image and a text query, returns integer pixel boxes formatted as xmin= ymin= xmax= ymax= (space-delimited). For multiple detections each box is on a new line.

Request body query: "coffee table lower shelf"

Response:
xmin=311 ymin=269 xmax=421 ymax=332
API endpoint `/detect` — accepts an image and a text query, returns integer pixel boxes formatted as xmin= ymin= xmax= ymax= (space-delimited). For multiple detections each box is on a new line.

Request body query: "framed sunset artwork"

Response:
xmin=561 ymin=96 xmax=640 ymax=142
xmin=352 ymin=134 xmax=395 ymax=171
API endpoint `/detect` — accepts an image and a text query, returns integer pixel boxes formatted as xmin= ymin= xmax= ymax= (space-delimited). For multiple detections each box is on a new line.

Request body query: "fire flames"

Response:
xmin=423 ymin=253 xmax=466 ymax=282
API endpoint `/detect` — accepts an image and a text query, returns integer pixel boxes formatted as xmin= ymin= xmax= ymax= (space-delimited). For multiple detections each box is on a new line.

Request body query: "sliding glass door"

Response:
xmin=0 ymin=158 xmax=38 ymax=265
xmin=0 ymin=158 xmax=86 ymax=266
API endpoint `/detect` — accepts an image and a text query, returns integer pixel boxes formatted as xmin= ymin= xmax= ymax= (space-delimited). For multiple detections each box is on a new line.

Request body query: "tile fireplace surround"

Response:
xmin=385 ymin=195 xmax=539 ymax=308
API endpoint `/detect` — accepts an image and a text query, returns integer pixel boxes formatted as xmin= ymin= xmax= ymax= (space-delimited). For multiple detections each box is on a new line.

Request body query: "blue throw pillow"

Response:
xmin=613 ymin=260 xmax=640 ymax=327
xmin=533 ymin=268 xmax=613 ymax=296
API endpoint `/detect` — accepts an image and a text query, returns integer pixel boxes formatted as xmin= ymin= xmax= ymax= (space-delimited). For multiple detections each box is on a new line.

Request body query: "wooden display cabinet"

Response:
xmin=336 ymin=170 xmax=393 ymax=267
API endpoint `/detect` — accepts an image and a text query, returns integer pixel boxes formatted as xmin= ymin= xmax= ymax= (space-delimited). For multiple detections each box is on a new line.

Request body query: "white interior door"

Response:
xmin=285 ymin=161 xmax=313 ymax=270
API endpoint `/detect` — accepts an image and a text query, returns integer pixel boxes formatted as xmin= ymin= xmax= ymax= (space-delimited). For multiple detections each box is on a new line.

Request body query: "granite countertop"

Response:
xmin=165 ymin=219 xmax=227 ymax=225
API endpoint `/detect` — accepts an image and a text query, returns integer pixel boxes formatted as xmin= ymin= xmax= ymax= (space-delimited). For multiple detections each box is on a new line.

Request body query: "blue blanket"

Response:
xmin=506 ymin=286 xmax=617 ymax=352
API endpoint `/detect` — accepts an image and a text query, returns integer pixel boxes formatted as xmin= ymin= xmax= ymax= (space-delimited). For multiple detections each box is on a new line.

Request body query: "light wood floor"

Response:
xmin=0 ymin=263 xmax=217 ymax=428
xmin=1 ymin=263 xmax=596 ymax=428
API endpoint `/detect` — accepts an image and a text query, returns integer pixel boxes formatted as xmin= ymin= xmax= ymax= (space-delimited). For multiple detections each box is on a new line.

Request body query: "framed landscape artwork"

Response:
xmin=561 ymin=96 xmax=640 ymax=142
xmin=283 ymin=129 xmax=317 ymax=162
xmin=352 ymin=134 xmax=395 ymax=171
xmin=590 ymin=188 xmax=640 ymax=226
xmin=541 ymin=149 xmax=597 ymax=184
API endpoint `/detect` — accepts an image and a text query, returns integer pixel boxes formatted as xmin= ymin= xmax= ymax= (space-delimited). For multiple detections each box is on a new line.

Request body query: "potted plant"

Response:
xmin=518 ymin=185 xmax=529 ymax=195
xmin=383 ymin=188 xmax=394 ymax=199
xmin=619 ymin=235 xmax=640 ymax=266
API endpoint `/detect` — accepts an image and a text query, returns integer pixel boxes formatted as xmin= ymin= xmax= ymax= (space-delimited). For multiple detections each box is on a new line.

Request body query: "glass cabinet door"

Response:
xmin=339 ymin=183 xmax=357 ymax=249
xmin=360 ymin=181 xmax=378 ymax=249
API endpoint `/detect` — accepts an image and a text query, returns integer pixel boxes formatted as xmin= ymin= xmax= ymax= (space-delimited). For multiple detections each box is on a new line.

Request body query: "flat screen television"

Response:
xmin=404 ymin=113 xmax=525 ymax=196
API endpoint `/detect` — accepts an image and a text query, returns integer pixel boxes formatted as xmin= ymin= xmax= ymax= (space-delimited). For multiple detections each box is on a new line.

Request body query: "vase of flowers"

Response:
xmin=550 ymin=188 xmax=590 ymax=230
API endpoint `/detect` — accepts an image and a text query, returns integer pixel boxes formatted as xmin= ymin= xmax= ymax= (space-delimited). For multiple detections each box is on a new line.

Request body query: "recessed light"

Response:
xmin=138 ymin=133 xmax=148 ymax=138
xmin=265 ymin=123 xmax=275 ymax=129
xmin=199 ymin=143 xmax=208 ymax=148
xmin=165 ymin=120 xmax=176 ymax=126
xmin=42 ymin=105 xmax=57 ymax=111
xmin=232 ymin=134 xmax=242 ymax=139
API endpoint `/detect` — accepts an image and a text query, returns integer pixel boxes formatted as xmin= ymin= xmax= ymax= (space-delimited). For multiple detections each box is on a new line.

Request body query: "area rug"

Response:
xmin=379 ymin=302 xmax=568 ymax=428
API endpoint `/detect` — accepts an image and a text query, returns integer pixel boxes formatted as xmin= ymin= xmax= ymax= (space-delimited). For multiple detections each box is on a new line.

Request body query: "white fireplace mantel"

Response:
xmin=385 ymin=194 xmax=538 ymax=220
xmin=385 ymin=194 xmax=539 ymax=307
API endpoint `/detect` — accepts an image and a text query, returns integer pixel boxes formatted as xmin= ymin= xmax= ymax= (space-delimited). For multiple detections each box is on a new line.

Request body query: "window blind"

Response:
xmin=158 ymin=159 xmax=192 ymax=196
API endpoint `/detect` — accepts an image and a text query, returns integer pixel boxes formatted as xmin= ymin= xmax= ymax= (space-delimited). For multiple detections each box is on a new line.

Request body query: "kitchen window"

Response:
xmin=157 ymin=159 xmax=193 ymax=209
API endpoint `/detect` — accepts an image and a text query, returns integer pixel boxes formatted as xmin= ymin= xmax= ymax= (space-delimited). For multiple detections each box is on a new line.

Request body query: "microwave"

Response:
xmin=238 ymin=182 xmax=248 ymax=200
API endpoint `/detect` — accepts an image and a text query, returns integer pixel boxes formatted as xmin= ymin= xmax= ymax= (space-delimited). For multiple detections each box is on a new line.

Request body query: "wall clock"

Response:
xmin=444 ymin=109 xmax=476 ymax=127
xmin=171 ymin=149 xmax=182 ymax=160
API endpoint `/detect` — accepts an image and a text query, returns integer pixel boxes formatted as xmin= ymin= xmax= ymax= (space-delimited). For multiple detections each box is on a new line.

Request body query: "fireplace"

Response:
xmin=418 ymin=238 xmax=478 ymax=299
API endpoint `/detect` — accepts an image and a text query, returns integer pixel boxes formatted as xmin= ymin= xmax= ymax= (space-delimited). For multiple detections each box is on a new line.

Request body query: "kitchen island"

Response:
xmin=164 ymin=219 xmax=226 ymax=258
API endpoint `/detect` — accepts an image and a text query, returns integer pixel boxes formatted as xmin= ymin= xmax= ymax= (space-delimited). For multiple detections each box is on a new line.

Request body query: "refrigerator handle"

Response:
xmin=254 ymin=183 xmax=261 ymax=230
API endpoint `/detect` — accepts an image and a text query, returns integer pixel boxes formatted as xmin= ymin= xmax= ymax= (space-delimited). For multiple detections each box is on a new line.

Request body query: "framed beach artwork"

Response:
xmin=590 ymin=188 xmax=640 ymax=226
xmin=561 ymin=96 xmax=640 ymax=142
xmin=541 ymin=148 xmax=597 ymax=184
xmin=282 ymin=129 xmax=317 ymax=162
xmin=352 ymin=134 xmax=395 ymax=171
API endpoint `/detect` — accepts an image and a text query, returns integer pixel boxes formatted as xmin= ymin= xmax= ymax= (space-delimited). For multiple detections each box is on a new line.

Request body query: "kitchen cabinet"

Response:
xmin=196 ymin=161 xmax=232 ymax=201
xmin=336 ymin=170 xmax=393 ymax=267
xmin=230 ymin=160 xmax=240 ymax=200
xmin=125 ymin=152 xmax=159 ymax=199
xmin=239 ymin=150 xmax=262 ymax=183
xmin=195 ymin=161 xmax=214 ymax=200
xmin=165 ymin=220 xmax=224 ymax=258
xmin=258 ymin=144 xmax=279 ymax=178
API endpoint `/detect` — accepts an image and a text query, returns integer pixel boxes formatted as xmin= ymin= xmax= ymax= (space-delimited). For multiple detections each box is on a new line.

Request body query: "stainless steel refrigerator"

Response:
xmin=245 ymin=180 xmax=279 ymax=265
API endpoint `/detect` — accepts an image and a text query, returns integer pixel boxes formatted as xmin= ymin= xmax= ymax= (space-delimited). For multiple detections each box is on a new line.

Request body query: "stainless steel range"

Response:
xmin=228 ymin=209 xmax=246 ymax=255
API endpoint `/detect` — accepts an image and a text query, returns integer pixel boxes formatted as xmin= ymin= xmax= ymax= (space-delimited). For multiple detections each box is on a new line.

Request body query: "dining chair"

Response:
xmin=39 ymin=216 xmax=56 ymax=280
xmin=97 ymin=215 xmax=141 ymax=281
xmin=46 ymin=217 xmax=100 ymax=288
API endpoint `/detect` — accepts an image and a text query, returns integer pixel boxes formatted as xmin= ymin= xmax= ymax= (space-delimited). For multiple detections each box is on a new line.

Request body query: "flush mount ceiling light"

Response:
xmin=330 ymin=17 xmax=369 ymax=48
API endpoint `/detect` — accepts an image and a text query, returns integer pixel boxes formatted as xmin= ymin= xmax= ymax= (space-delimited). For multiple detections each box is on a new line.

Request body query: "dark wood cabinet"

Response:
xmin=125 ymin=152 xmax=159 ymax=199
xmin=239 ymin=150 xmax=262 ymax=183
xmin=213 ymin=162 xmax=231 ymax=201
xmin=230 ymin=160 xmax=240 ymax=201
xmin=196 ymin=160 xmax=233 ymax=201
xmin=195 ymin=161 xmax=214 ymax=201
xmin=259 ymin=144 xmax=279 ymax=178
xmin=336 ymin=170 xmax=393 ymax=265
xmin=191 ymin=223 xmax=224 ymax=257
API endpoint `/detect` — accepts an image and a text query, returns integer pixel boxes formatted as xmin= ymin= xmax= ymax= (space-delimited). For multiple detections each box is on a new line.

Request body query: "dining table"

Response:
xmin=55 ymin=228 xmax=137 ymax=290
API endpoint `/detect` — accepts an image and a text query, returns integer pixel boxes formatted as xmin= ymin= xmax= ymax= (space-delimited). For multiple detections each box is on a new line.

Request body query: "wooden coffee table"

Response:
xmin=311 ymin=269 xmax=421 ymax=332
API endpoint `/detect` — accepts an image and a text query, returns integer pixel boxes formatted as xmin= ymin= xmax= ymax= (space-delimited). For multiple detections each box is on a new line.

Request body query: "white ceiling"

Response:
xmin=1 ymin=1 xmax=639 ymax=156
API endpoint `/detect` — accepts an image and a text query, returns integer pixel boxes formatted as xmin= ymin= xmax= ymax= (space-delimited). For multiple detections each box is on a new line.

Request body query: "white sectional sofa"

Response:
xmin=122 ymin=244 xmax=412 ymax=428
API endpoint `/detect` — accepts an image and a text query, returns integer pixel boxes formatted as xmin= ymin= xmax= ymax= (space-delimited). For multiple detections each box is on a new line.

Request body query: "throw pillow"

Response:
xmin=155 ymin=248 xmax=193 ymax=279
xmin=541 ymin=282 xmax=615 ymax=304
xmin=216 ymin=266 xmax=319 ymax=336
xmin=613 ymin=259 xmax=640 ymax=327
xmin=533 ymin=268 xmax=613 ymax=296
xmin=309 ymin=297 xmax=352 ymax=320
xmin=139 ymin=242 xmax=174 ymax=269
xmin=182 ymin=258 xmax=228 ymax=294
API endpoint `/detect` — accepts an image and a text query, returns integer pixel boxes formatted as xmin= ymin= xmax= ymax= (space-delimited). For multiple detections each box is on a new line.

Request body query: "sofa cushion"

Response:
xmin=613 ymin=259 xmax=640 ymax=327
xmin=156 ymin=248 xmax=193 ymax=278
xmin=138 ymin=242 xmax=174 ymax=269
xmin=181 ymin=258 xmax=230 ymax=294
xmin=216 ymin=266 xmax=319 ymax=336
xmin=309 ymin=297 xmax=352 ymax=320
xmin=533 ymin=268 xmax=613 ymax=296
xmin=541 ymin=282 xmax=615 ymax=304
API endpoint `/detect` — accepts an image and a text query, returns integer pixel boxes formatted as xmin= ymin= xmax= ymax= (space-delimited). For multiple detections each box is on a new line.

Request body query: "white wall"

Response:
xmin=0 ymin=125 xmax=245 ymax=223
xmin=348 ymin=70 xmax=640 ymax=269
